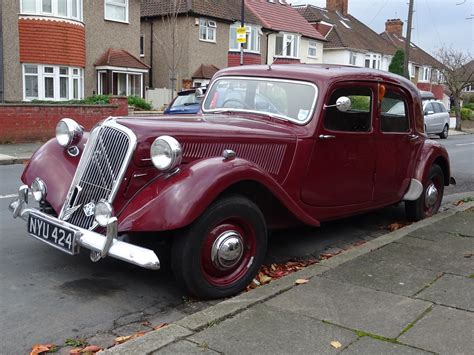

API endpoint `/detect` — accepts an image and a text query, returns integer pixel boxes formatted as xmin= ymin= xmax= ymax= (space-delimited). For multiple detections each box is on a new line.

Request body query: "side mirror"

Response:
xmin=336 ymin=96 xmax=352 ymax=112
xmin=324 ymin=96 xmax=352 ymax=112
xmin=195 ymin=88 xmax=205 ymax=98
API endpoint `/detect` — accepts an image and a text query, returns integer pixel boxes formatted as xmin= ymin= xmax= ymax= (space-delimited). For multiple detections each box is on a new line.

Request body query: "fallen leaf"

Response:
xmin=295 ymin=278 xmax=309 ymax=285
xmin=153 ymin=323 xmax=168 ymax=331
xmin=30 ymin=344 xmax=54 ymax=355
xmin=387 ymin=221 xmax=411 ymax=232
xmin=80 ymin=345 xmax=102 ymax=354
xmin=114 ymin=335 xmax=132 ymax=344
xmin=69 ymin=348 xmax=84 ymax=355
xmin=464 ymin=253 xmax=473 ymax=258
xmin=330 ymin=341 xmax=342 ymax=349
xmin=455 ymin=200 xmax=465 ymax=206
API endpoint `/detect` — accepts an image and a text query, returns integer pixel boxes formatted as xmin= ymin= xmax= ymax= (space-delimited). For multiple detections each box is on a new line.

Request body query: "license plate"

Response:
xmin=27 ymin=213 xmax=79 ymax=255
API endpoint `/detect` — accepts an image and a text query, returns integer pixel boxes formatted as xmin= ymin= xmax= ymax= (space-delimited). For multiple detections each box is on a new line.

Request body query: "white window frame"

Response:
xmin=22 ymin=64 xmax=84 ymax=101
xmin=104 ymin=0 xmax=129 ymax=23
xmin=350 ymin=52 xmax=357 ymax=66
xmin=364 ymin=53 xmax=381 ymax=69
xmin=20 ymin=0 xmax=83 ymax=21
xmin=275 ymin=33 xmax=300 ymax=59
xmin=104 ymin=70 xmax=143 ymax=97
xmin=422 ymin=67 xmax=431 ymax=82
xmin=307 ymin=41 xmax=318 ymax=58
xmin=229 ymin=24 xmax=261 ymax=53
xmin=199 ymin=18 xmax=217 ymax=43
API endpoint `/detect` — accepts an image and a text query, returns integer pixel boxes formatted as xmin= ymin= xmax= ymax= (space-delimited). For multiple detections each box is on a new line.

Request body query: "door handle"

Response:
xmin=319 ymin=134 xmax=336 ymax=140
xmin=407 ymin=134 xmax=419 ymax=141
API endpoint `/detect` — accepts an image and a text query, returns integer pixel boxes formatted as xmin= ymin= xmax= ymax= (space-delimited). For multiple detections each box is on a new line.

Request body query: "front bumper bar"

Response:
xmin=9 ymin=185 xmax=160 ymax=270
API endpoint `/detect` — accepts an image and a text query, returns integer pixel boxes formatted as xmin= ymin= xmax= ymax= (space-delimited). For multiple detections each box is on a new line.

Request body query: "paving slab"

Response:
xmin=409 ymin=210 xmax=474 ymax=238
xmin=415 ymin=274 xmax=474 ymax=311
xmin=189 ymin=304 xmax=358 ymax=355
xmin=266 ymin=276 xmax=432 ymax=339
xmin=341 ymin=336 xmax=431 ymax=354
xmin=321 ymin=253 xmax=438 ymax=296
xmin=399 ymin=305 xmax=474 ymax=354
xmin=152 ymin=340 xmax=220 ymax=354
xmin=365 ymin=241 xmax=474 ymax=277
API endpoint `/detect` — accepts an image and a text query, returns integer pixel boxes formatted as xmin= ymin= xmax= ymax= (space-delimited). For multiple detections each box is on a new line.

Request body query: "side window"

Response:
xmin=433 ymin=102 xmax=442 ymax=113
xmin=424 ymin=102 xmax=433 ymax=115
xmin=380 ymin=91 xmax=410 ymax=133
xmin=324 ymin=87 xmax=372 ymax=132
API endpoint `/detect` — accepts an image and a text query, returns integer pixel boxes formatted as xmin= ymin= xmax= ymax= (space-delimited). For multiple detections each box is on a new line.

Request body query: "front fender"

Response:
xmin=412 ymin=139 xmax=451 ymax=186
xmin=118 ymin=157 xmax=319 ymax=232
xmin=21 ymin=137 xmax=85 ymax=213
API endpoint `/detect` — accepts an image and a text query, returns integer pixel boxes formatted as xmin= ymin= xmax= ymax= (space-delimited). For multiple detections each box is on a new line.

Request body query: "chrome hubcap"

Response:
xmin=425 ymin=183 xmax=439 ymax=208
xmin=211 ymin=231 xmax=244 ymax=270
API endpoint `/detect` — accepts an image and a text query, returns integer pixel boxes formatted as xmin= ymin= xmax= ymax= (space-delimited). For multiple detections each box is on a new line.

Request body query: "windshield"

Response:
xmin=172 ymin=92 xmax=201 ymax=107
xmin=202 ymin=77 xmax=318 ymax=124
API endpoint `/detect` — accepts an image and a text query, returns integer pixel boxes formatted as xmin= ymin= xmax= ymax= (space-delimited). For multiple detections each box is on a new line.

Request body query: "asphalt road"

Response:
xmin=0 ymin=134 xmax=472 ymax=354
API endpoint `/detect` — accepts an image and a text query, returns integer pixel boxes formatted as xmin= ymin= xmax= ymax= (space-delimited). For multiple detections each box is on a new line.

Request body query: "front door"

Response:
xmin=374 ymin=85 xmax=422 ymax=202
xmin=302 ymin=83 xmax=377 ymax=207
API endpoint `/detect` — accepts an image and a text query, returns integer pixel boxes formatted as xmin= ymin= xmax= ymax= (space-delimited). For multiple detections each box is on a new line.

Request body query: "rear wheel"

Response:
xmin=171 ymin=195 xmax=267 ymax=299
xmin=405 ymin=164 xmax=444 ymax=221
xmin=439 ymin=124 xmax=449 ymax=139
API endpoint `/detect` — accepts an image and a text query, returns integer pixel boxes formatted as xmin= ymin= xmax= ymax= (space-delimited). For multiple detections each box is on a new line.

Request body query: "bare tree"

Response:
xmin=153 ymin=0 xmax=188 ymax=99
xmin=436 ymin=47 xmax=472 ymax=130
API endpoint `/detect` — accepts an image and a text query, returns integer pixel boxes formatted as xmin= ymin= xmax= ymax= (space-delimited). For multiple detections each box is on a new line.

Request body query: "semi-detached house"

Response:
xmin=0 ymin=0 xmax=148 ymax=102
xmin=140 ymin=0 xmax=325 ymax=92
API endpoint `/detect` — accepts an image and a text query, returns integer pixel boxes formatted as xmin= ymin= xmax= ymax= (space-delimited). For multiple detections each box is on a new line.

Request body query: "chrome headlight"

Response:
xmin=94 ymin=200 xmax=113 ymax=227
xmin=56 ymin=118 xmax=83 ymax=147
xmin=150 ymin=135 xmax=182 ymax=172
xmin=31 ymin=177 xmax=47 ymax=202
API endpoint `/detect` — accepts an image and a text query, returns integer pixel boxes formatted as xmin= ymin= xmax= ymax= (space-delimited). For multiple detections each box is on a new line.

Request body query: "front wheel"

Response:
xmin=439 ymin=124 xmax=449 ymax=139
xmin=405 ymin=164 xmax=444 ymax=221
xmin=171 ymin=195 xmax=267 ymax=299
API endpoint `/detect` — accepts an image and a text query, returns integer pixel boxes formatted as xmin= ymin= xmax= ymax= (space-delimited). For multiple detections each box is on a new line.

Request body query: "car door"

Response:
xmin=424 ymin=102 xmax=435 ymax=133
xmin=301 ymin=83 xmax=376 ymax=207
xmin=431 ymin=102 xmax=444 ymax=133
xmin=374 ymin=85 xmax=423 ymax=203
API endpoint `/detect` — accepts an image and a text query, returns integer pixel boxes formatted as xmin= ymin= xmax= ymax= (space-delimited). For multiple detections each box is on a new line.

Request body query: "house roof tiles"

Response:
xmin=192 ymin=64 xmax=220 ymax=79
xmin=380 ymin=31 xmax=443 ymax=68
xmin=296 ymin=5 xmax=395 ymax=55
xmin=94 ymin=48 xmax=150 ymax=70
xmin=245 ymin=0 xmax=325 ymax=40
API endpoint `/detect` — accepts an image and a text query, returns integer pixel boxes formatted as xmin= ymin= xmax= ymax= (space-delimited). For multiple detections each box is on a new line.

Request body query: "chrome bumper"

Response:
xmin=9 ymin=185 xmax=160 ymax=270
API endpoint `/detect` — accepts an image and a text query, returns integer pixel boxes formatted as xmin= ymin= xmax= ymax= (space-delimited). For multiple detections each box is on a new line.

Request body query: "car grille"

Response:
xmin=59 ymin=121 xmax=136 ymax=230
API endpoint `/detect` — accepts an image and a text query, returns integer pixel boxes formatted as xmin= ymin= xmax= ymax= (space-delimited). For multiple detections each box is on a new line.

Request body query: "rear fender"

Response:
xmin=118 ymin=157 xmax=319 ymax=232
xmin=412 ymin=140 xmax=451 ymax=186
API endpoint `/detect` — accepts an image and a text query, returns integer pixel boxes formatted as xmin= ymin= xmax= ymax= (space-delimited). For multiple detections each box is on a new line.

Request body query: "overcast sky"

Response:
xmin=289 ymin=0 xmax=473 ymax=57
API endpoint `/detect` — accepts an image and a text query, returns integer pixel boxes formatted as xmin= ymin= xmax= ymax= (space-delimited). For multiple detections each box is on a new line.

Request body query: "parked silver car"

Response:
xmin=423 ymin=100 xmax=450 ymax=139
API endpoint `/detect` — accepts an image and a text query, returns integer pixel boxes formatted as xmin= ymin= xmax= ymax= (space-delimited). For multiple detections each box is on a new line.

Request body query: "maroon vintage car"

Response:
xmin=10 ymin=64 xmax=454 ymax=299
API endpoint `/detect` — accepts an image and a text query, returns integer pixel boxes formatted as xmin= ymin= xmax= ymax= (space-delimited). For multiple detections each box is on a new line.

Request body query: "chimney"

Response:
xmin=385 ymin=19 xmax=404 ymax=37
xmin=326 ymin=0 xmax=348 ymax=15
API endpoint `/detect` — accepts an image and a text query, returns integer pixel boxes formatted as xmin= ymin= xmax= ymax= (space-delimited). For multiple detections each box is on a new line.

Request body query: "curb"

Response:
xmin=0 ymin=157 xmax=28 ymax=165
xmin=103 ymin=201 xmax=474 ymax=354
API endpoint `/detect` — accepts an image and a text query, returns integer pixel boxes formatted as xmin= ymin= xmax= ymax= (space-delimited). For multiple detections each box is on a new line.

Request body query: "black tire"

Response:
xmin=171 ymin=195 xmax=267 ymax=299
xmin=439 ymin=124 xmax=449 ymax=139
xmin=405 ymin=164 xmax=444 ymax=221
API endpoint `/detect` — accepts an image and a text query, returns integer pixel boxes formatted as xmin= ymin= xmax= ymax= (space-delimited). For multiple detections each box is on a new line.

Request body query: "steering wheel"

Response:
xmin=222 ymin=98 xmax=251 ymax=109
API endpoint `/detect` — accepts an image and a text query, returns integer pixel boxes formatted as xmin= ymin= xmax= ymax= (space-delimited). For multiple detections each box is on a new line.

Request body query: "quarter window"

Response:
xmin=324 ymin=87 xmax=372 ymax=132
xmin=381 ymin=91 xmax=410 ymax=133
xmin=105 ymin=0 xmax=128 ymax=23
xmin=21 ymin=0 xmax=83 ymax=21
xmin=199 ymin=18 xmax=216 ymax=42
xmin=23 ymin=64 xmax=83 ymax=101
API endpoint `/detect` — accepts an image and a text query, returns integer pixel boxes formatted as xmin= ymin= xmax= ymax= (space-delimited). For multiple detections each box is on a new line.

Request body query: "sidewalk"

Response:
xmin=105 ymin=202 xmax=474 ymax=355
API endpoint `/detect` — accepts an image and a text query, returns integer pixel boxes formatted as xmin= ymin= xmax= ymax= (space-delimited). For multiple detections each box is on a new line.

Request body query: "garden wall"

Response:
xmin=0 ymin=97 xmax=128 ymax=143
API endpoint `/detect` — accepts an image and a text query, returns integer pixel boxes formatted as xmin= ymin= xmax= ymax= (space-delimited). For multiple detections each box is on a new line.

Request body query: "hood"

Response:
xmin=116 ymin=114 xmax=298 ymax=177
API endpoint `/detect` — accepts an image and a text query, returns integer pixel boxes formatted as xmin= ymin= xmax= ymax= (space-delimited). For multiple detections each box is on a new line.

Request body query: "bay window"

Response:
xmin=21 ymin=0 xmax=83 ymax=21
xmin=105 ymin=0 xmax=128 ymax=22
xmin=229 ymin=24 xmax=261 ymax=53
xmin=23 ymin=64 xmax=83 ymax=101
xmin=275 ymin=33 xmax=300 ymax=58
xmin=98 ymin=70 xmax=143 ymax=97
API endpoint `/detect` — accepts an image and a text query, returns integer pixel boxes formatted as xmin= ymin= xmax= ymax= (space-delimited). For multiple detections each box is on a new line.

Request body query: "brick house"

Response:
xmin=0 ymin=0 xmax=148 ymax=102
xmin=140 ymin=0 xmax=325 ymax=91
xmin=295 ymin=1 xmax=396 ymax=70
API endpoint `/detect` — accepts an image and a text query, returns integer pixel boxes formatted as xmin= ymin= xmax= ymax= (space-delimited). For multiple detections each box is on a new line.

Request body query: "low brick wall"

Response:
xmin=0 ymin=97 xmax=128 ymax=143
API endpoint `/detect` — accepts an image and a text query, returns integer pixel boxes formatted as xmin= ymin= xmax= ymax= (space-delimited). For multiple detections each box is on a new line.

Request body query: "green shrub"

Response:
xmin=128 ymin=96 xmax=152 ymax=111
xmin=82 ymin=95 xmax=110 ymax=105
xmin=462 ymin=102 xmax=474 ymax=111
xmin=460 ymin=107 xmax=473 ymax=120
